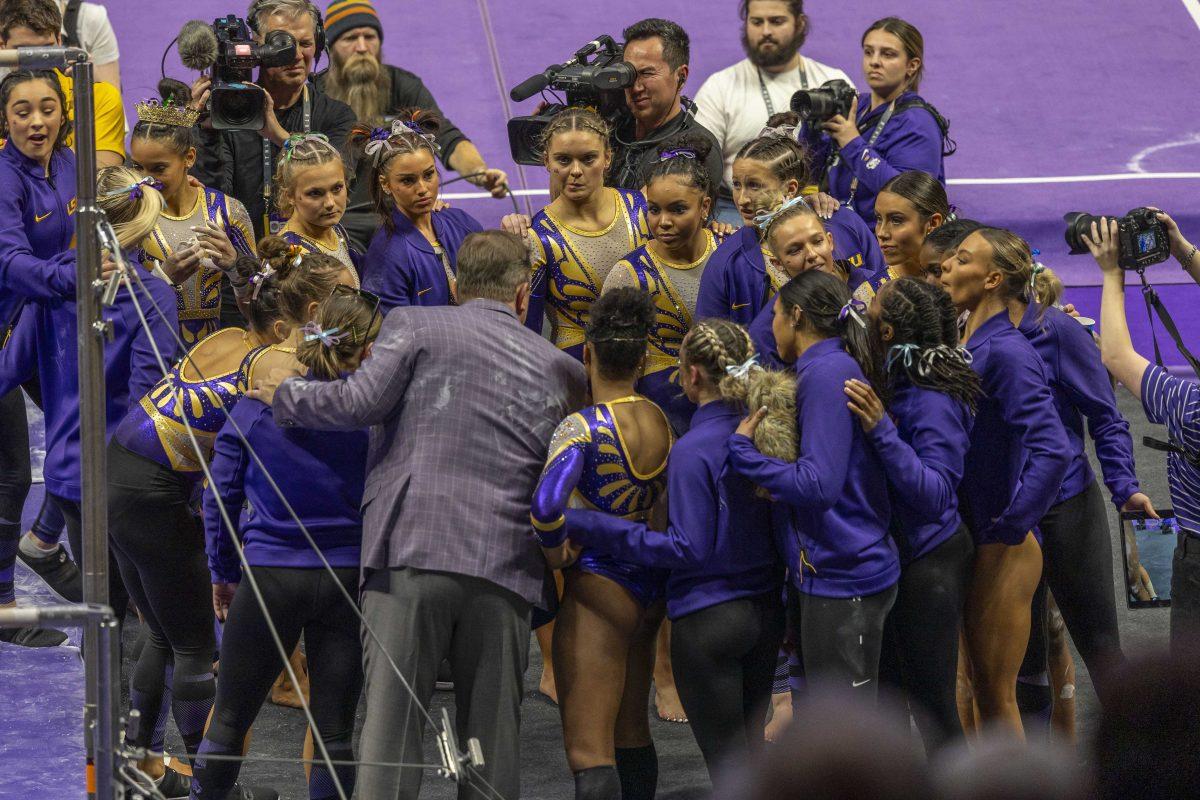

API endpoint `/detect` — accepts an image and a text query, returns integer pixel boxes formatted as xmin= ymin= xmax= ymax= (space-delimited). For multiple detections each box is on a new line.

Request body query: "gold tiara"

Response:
xmin=134 ymin=99 xmax=200 ymax=128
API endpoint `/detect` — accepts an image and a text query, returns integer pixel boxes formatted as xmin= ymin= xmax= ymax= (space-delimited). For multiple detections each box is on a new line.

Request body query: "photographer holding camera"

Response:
xmin=801 ymin=17 xmax=951 ymax=226
xmin=607 ymin=18 xmax=723 ymax=195
xmin=1087 ymin=210 xmax=1200 ymax=645
xmin=188 ymin=0 xmax=355 ymax=244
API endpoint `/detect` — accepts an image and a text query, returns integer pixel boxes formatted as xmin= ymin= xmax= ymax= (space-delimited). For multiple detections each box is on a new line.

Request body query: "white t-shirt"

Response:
xmin=694 ymin=56 xmax=853 ymax=191
xmin=58 ymin=0 xmax=119 ymax=65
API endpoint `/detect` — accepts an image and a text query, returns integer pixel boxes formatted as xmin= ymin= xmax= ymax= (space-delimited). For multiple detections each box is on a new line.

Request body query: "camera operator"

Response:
xmin=608 ymin=18 xmax=723 ymax=194
xmin=807 ymin=16 xmax=950 ymax=225
xmin=693 ymin=1 xmax=851 ymax=226
xmin=312 ymin=0 xmax=507 ymax=252
xmin=188 ymin=0 xmax=356 ymax=243
xmin=1087 ymin=212 xmax=1200 ymax=645
xmin=0 ymin=0 xmax=125 ymax=167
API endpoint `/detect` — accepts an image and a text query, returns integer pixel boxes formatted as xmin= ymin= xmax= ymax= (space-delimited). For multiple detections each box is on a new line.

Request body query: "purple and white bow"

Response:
xmin=301 ymin=321 xmax=345 ymax=347
xmin=837 ymin=298 xmax=867 ymax=329
xmin=249 ymin=262 xmax=276 ymax=300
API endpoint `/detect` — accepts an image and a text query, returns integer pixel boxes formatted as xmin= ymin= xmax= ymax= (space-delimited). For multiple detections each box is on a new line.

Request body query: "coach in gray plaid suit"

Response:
xmin=251 ymin=229 xmax=587 ymax=799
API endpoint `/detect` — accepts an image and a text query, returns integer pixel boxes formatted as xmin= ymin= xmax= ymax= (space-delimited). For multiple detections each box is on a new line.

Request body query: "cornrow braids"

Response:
xmin=734 ymin=122 xmax=814 ymax=190
xmin=272 ymin=133 xmax=346 ymax=218
xmin=874 ymin=278 xmax=982 ymax=413
xmin=537 ymin=106 xmax=612 ymax=163
xmin=348 ymin=109 xmax=443 ymax=235
xmin=684 ymin=319 xmax=798 ymax=485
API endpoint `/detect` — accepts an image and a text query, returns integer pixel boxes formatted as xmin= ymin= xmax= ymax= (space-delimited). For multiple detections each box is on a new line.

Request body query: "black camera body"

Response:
xmin=790 ymin=79 xmax=857 ymax=123
xmin=507 ymin=36 xmax=636 ymax=165
xmin=1064 ymin=207 xmax=1171 ymax=271
xmin=210 ymin=15 xmax=297 ymax=131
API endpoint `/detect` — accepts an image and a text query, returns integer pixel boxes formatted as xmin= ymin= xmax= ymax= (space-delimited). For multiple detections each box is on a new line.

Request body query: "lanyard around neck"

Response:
xmin=843 ymin=99 xmax=896 ymax=212
xmin=757 ymin=59 xmax=809 ymax=117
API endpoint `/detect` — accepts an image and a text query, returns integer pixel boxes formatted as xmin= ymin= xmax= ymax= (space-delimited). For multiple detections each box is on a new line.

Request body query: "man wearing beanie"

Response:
xmin=316 ymin=0 xmax=509 ymax=251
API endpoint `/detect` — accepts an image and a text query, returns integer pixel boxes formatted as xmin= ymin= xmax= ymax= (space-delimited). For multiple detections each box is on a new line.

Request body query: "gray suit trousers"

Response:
xmin=356 ymin=567 xmax=532 ymax=800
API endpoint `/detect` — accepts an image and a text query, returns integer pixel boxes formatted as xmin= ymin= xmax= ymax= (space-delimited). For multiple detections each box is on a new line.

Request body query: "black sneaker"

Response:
xmin=16 ymin=544 xmax=82 ymax=602
xmin=0 ymin=625 xmax=68 ymax=647
xmin=155 ymin=767 xmax=192 ymax=799
xmin=229 ymin=785 xmax=279 ymax=800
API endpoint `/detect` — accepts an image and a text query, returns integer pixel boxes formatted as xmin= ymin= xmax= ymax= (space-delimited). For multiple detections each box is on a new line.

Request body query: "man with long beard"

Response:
xmin=694 ymin=0 xmax=851 ymax=224
xmin=314 ymin=0 xmax=508 ymax=251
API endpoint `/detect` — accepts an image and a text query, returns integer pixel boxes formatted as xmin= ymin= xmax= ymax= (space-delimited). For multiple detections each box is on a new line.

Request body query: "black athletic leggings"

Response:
xmin=879 ymin=525 xmax=974 ymax=751
xmin=671 ymin=593 xmax=785 ymax=779
xmin=106 ymin=441 xmax=215 ymax=759
xmin=192 ymin=566 xmax=363 ymax=800
xmin=51 ymin=494 xmax=130 ymax=622
xmin=0 ymin=388 xmax=31 ymax=605
xmin=788 ymin=582 xmax=898 ymax=697
xmin=1037 ymin=481 xmax=1123 ymax=706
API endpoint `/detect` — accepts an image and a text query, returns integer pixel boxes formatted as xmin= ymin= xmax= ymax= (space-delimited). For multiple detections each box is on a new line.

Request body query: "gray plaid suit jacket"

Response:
xmin=273 ymin=298 xmax=587 ymax=606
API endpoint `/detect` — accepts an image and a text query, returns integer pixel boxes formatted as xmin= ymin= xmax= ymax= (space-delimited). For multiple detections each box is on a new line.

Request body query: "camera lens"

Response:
xmin=790 ymin=89 xmax=830 ymax=120
xmin=1063 ymin=211 xmax=1100 ymax=255
xmin=212 ymin=85 xmax=263 ymax=130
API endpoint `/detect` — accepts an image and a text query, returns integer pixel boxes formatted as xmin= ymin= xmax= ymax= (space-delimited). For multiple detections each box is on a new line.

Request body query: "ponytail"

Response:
xmin=777 ymin=269 xmax=875 ymax=383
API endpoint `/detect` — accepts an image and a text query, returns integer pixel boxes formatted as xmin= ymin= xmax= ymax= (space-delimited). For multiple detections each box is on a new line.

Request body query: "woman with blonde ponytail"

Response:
xmin=561 ymin=318 xmax=787 ymax=780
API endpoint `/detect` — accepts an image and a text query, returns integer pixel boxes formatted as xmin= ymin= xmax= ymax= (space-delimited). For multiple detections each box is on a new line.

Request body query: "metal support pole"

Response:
xmin=69 ymin=55 xmax=112 ymax=800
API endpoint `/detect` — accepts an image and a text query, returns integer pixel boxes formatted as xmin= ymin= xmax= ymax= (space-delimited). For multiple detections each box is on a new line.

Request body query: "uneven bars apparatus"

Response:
xmin=0 ymin=45 xmax=122 ymax=799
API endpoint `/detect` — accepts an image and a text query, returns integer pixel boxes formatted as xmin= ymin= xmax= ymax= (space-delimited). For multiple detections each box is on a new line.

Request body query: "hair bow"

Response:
xmin=363 ymin=126 xmax=395 ymax=163
xmin=1028 ymin=256 xmax=1046 ymax=297
xmin=391 ymin=118 xmax=439 ymax=151
xmin=281 ymin=132 xmax=331 ymax=161
xmin=301 ymin=321 xmax=345 ymax=347
xmin=885 ymin=343 xmax=921 ymax=374
xmin=103 ymin=175 xmax=163 ymax=201
xmin=724 ymin=354 xmax=761 ymax=381
xmin=285 ymin=244 xmax=305 ymax=268
xmin=659 ymin=148 xmax=697 ymax=161
xmin=752 ymin=195 xmax=807 ymax=231
xmin=945 ymin=205 xmax=958 ymax=223
xmin=757 ymin=124 xmax=801 ymax=142
xmin=837 ymin=298 xmax=867 ymax=329
xmin=249 ymin=261 xmax=276 ymax=300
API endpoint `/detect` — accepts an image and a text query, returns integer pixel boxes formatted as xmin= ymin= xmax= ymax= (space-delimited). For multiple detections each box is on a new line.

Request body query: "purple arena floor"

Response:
xmin=3 ymin=1 xmax=1198 ymax=797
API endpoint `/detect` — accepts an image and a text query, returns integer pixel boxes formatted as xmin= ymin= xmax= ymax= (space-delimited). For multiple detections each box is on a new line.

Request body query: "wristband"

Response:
xmin=1180 ymin=244 xmax=1197 ymax=271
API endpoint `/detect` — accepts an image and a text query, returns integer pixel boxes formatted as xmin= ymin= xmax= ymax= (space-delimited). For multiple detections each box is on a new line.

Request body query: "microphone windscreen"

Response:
xmin=178 ymin=20 xmax=219 ymax=71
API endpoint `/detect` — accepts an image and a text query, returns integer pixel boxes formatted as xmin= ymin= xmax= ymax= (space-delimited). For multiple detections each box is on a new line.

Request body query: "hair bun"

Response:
xmin=656 ymin=131 xmax=713 ymax=163
xmin=765 ymin=111 xmax=801 ymax=129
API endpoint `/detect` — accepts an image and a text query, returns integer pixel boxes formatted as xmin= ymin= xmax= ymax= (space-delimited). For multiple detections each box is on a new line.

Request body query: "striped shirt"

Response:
xmin=1142 ymin=365 xmax=1200 ymax=534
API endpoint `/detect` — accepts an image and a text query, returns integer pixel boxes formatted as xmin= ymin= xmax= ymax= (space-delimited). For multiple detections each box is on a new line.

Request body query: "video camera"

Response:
xmin=194 ymin=15 xmax=297 ymax=130
xmin=506 ymin=36 xmax=636 ymax=165
xmin=790 ymin=79 xmax=856 ymax=124
xmin=1064 ymin=207 xmax=1171 ymax=271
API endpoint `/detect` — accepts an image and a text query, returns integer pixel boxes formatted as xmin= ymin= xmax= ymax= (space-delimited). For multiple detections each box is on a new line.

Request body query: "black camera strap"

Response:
xmin=1137 ymin=267 xmax=1200 ymax=464
xmin=262 ymin=84 xmax=313 ymax=234
xmin=756 ymin=61 xmax=809 ymax=117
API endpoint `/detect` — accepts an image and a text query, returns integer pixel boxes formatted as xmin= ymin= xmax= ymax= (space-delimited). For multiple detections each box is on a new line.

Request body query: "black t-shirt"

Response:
xmin=191 ymin=82 xmax=357 ymax=240
xmin=608 ymin=101 xmax=724 ymax=194
xmin=315 ymin=64 xmax=474 ymax=252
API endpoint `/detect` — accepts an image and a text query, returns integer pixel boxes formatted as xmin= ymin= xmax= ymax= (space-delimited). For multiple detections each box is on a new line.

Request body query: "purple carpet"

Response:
xmin=4 ymin=3 xmax=1199 ymax=797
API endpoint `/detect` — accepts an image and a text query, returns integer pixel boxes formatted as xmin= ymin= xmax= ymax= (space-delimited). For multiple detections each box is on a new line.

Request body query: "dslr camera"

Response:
xmin=209 ymin=15 xmax=297 ymax=130
xmin=1064 ymin=207 xmax=1170 ymax=271
xmin=790 ymin=79 xmax=857 ymax=123
xmin=507 ymin=36 xmax=636 ymax=165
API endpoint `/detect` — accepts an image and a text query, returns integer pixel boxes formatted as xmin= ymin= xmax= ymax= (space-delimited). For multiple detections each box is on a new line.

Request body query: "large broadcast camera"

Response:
xmin=1064 ymin=207 xmax=1171 ymax=271
xmin=507 ymin=36 xmax=636 ymax=165
xmin=176 ymin=15 xmax=298 ymax=131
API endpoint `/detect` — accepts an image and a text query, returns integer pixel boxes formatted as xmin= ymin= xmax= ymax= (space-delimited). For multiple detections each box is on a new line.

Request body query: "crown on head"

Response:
xmin=134 ymin=99 xmax=200 ymax=128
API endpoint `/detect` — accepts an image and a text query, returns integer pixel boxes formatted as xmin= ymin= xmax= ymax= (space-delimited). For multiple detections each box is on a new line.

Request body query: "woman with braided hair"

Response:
xmin=838 ymin=277 xmax=979 ymax=749
xmin=274 ymin=132 xmax=362 ymax=283
xmin=106 ymin=236 xmax=350 ymax=796
xmin=524 ymin=107 xmax=652 ymax=359
xmin=530 ymin=288 xmax=672 ymax=800
xmin=561 ymin=317 xmax=787 ymax=780
xmin=695 ymin=115 xmax=882 ymax=327
xmin=938 ymin=227 xmax=1071 ymax=739
xmin=602 ymin=132 xmax=725 ymax=434
xmin=355 ymin=109 xmax=483 ymax=312
xmin=729 ymin=269 xmax=899 ymax=694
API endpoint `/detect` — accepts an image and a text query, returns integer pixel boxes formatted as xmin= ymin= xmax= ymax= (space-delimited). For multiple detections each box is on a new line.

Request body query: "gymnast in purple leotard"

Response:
xmin=530 ymin=287 xmax=673 ymax=800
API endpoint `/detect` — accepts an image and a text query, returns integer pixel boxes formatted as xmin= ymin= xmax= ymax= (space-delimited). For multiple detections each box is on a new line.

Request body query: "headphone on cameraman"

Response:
xmin=247 ymin=0 xmax=327 ymax=67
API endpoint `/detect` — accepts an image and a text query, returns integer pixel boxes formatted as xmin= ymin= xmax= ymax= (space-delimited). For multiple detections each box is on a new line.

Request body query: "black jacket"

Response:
xmin=608 ymin=99 xmax=724 ymax=193
xmin=315 ymin=64 xmax=473 ymax=252
xmin=191 ymin=82 xmax=357 ymax=240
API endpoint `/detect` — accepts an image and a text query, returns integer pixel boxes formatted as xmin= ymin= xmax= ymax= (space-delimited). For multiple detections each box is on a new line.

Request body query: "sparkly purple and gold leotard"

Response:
xmin=112 ymin=328 xmax=260 ymax=477
xmin=531 ymin=396 xmax=671 ymax=607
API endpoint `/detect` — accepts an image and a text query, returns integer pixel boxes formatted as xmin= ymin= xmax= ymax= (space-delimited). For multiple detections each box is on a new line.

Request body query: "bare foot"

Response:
xmin=655 ymin=682 xmax=688 ymax=724
xmin=764 ymin=692 xmax=792 ymax=742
